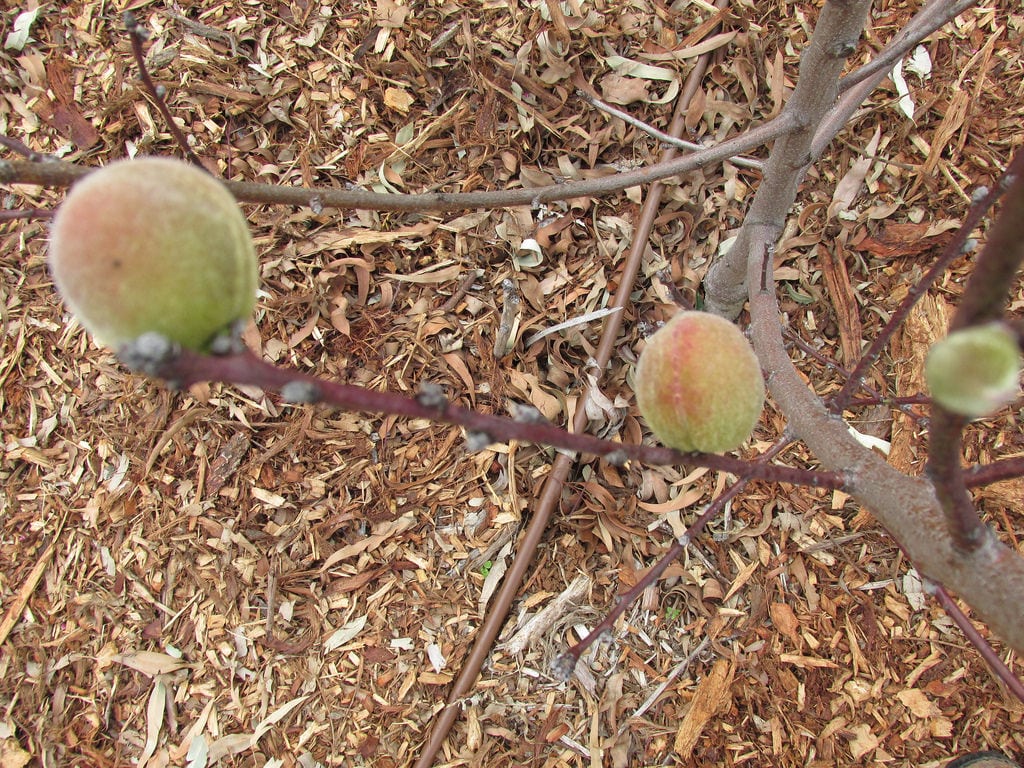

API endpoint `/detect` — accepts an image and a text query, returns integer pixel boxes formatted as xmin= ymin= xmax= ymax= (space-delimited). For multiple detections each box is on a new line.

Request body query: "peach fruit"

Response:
xmin=635 ymin=311 xmax=765 ymax=453
xmin=48 ymin=157 xmax=257 ymax=352
xmin=925 ymin=323 xmax=1021 ymax=418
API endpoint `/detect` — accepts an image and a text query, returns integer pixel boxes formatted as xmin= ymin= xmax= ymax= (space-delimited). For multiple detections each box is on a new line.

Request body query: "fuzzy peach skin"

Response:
xmin=48 ymin=157 xmax=257 ymax=351
xmin=635 ymin=311 xmax=765 ymax=453
xmin=925 ymin=323 xmax=1022 ymax=418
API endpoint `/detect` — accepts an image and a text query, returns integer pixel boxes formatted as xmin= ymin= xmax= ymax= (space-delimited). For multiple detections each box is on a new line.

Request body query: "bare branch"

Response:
xmin=837 ymin=0 xmax=980 ymax=94
xmin=577 ymin=90 xmax=765 ymax=171
xmin=123 ymin=12 xmax=207 ymax=169
xmin=130 ymin=342 xmax=842 ymax=488
xmin=830 ymin=153 xmax=1023 ymax=412
xmin=930 ymin=583 xmax=1024 ymax=702
xmin=925 ymin=155 xmax=1024 ymax=550
xmin=0 ymin=113 xmax=796 ymax=212
xmin=558 ymin=435 xmax=794 ymax=675
xmin=964 ymin=457 xmax=1024 ymax=488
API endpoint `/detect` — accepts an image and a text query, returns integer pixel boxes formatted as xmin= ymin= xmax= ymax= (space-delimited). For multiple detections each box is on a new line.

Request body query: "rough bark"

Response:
xmin=703 ymin=0 xmax=873 ymax=318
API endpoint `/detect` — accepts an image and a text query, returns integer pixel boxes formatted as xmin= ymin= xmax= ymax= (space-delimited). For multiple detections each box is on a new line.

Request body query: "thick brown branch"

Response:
xmin=746 ymin=233 xmax=1024 ymax=655
xmin=950 ymin=162 xmax=1024 ymax=330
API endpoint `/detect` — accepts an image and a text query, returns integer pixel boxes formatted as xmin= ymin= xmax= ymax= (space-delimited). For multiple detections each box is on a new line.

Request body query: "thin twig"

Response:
xmin=830 ymin=153 xmax=1023 ymax=412
xmin=0 ymin=134 xmax=49 ymax=162
xmin=556 ymin=436 xmax=792 ymax=673
xmin=578 ymin=90 xmax=765 ymax=171
xmin=837 ymin=0 xmax=980 ymax=94
xmin=963 ymin=457 xmax=1024 ymax=488
xmin=0 ymin=113 xmax=798 ymax=212
xmin=439 ymin=269 xmax=481 ymax=312
xmin=131 ymin=343 xmax=841 ymax=489
xmin=925 ymin=152 xmax=1024 ymax=551
xmin=123 ymin=12 xmax=207 ymax=169
xmin=930 ymin=583 xmax=1024 ymax=703
xmin=926 ymin=410 xmax=984 ymax=550
xmin=0 ymin=209 xmax=53 ymax=223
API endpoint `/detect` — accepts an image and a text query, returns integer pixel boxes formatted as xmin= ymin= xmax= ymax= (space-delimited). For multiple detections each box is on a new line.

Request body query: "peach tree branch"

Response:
xmin=119 ymin=334 xmax=841 ymax=490
xmin=930 ymin=582 xmax=1024 ymax=701
xmin=925 ymin=158 xmax=1024 ymax=550
xmin=830 ymin=155 xmax=1021 ymax=413
xmin=123 ymin=11 xmax=206 ymax=169
xmin=703 ymin=0 xmax=874 ymax=319
xmin=0 ymin=112 xmax=796 ymax=213
xmin=746 ymin=228 xmax=1024 ymax=659
xmin=837 ymin=0 xmax=979 ymax=94
xmin=555 ymin=434 xmax=795 ymax=676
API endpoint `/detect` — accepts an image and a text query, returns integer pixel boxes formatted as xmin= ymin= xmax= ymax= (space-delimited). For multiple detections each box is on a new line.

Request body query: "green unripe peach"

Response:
xmin=48 ymin=157 xmax=257 ymax=352
xmin=635 ymin=311 xmax=765 ymax=453
xmin=925 ymin=323 xmax=1021 ymax=418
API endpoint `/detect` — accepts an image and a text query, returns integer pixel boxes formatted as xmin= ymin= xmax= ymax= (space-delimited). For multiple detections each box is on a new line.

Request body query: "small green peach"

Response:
xmin=635 ymin=311 xmax=765 ymax=453
xmin=925 ymin=323 xmax=1021 ymax=418
xmin=48 ymin=157 xmax=257 ymax=352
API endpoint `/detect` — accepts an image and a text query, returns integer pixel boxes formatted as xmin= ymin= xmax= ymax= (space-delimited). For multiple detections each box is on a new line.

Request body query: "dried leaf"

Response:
xmin=138 ymin=677 xmax=166 ymax=767
xmin=320 ymin=513 xmax=417 ymax=570
xmin=897 ymin=688 xmax=941 ymax=718
xmin=478 ymin=541 xmax=512 ymax=613
xmin=324 ymin=614 xmax=369 ymax=653
xmin=4 ymin=9 xmax=38 ymax=51
xmin=769 ymin=602 xmax=801 ymax=646
xmin=847 ymin=723 xmax=879 ymax=759
xmin=598 ymin=73 xmax=650 ymax=105
xmin=111 ymin=651 xmax=188 ymax=677
xmin=829 ymin=125 xmax=880 ymax=219
xmin=0 ymin=739 xmax=32 ymax=768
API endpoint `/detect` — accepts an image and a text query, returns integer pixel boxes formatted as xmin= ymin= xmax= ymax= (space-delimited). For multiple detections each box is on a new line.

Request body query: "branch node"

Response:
xmin=510 ymin=402 xmax=549 ymax=425
xmin=208 ymin=320 xmax=248 ymax=356
xmin=280 ymin=380 xmax=321 ymax=404
xmin=118 ymin=332 xmax=180 ymax=382
xmin=465 ymin=430 xmax=493 ymax=452
xmin=550 ymin=652 xmax=578 ymax=682
xmin=122 ymin=11 xmax=150 ymax=40
xmin=604 ymin=449 xmax=628 ymax=467
xmin=416 ymin=382 xmax=448 ymax=412
xmin=828 ymin=40 xmax=858 ymax=57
